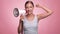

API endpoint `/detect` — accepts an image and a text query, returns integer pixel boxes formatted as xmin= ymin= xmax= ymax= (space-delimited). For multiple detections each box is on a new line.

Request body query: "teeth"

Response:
xmin=19 ymin=9 xmax=26 ymax=15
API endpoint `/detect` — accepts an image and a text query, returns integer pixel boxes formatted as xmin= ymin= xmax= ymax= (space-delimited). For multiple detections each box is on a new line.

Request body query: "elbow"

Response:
xmin=47 ymin=11 xmax=53 ymax=16
xmin=50 ymin=11 xmax=53 ymax=15
xmin=49 ymin=10 xmax=53 ymax=15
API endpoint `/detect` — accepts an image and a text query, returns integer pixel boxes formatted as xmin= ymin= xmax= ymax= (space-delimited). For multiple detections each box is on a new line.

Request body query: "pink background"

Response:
xmin=0 ymin=0 xmax=60 ymax=34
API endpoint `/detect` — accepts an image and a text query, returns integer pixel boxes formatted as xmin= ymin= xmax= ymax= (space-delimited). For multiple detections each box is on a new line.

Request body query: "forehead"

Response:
xmin=26 ymin=3 xmax=33 ymax=7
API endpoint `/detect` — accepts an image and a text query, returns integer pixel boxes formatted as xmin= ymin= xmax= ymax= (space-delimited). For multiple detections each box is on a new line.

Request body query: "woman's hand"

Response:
xmin=36 ymin=4 xmax=43 ymax=8
xmin=20 ymin=14 xmax=24 ymax=20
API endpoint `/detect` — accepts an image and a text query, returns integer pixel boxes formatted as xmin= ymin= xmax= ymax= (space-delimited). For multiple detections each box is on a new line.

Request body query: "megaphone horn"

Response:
xmin=13 ymin=8 xmax=19 ymax=17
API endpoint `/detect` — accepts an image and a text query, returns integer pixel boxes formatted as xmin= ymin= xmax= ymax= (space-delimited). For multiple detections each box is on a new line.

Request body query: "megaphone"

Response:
xmin=13 ymin=8 xmax=26 ymax=17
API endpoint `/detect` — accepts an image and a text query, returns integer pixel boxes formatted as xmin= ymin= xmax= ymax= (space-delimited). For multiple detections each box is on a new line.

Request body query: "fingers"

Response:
xmin=36 ymin=4 xmax=40 ymax=7
xmin=36 ymin=4 xmax=43 ymax=8
xmin=20 ymin=14 xmax=24 ymax=20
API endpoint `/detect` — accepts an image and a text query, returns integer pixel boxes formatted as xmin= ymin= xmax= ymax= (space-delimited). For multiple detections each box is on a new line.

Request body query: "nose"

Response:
xmin=27 ymin=8 xmax=31 ymax=11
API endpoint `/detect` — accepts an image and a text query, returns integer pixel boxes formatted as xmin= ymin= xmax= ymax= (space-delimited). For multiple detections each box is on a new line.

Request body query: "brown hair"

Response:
xmin=25 ymin=1 xmax=34 ymax=8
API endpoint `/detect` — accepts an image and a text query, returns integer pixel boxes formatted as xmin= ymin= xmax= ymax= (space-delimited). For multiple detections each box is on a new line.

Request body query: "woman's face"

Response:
xmin=25 ymin=3 xmax=34 ymax=15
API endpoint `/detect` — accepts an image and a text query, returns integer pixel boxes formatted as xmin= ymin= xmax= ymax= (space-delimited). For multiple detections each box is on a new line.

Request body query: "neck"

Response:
xmin=26 ymin=13 xmax=34 ymax=17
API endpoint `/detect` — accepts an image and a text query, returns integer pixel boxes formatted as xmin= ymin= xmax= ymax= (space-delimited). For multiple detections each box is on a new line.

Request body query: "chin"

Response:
xmin=29 ymin=12 xmax=33 ymax=14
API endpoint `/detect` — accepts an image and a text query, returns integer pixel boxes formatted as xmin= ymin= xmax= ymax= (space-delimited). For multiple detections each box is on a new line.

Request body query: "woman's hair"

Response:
xmin=25 ymin=1 xmax=34 ymax=8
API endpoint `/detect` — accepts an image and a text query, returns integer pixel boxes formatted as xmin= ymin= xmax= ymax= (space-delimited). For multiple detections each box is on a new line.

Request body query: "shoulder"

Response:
xmin=35 ymin=14 xmax=40 ymax=21
xmin=36 ymin=14 xmax=43 ymax=21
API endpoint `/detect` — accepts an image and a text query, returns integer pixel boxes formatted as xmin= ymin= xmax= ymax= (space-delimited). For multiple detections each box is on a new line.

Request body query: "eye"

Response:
xmin=25 ymin=6 xmax=29 ymax=9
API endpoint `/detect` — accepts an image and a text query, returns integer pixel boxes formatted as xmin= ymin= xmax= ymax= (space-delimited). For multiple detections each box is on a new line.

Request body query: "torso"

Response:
xmin=25 ymin=14 xmax=35 ymax=22
xmin=23 ymin=14 xmax=38 ymax=34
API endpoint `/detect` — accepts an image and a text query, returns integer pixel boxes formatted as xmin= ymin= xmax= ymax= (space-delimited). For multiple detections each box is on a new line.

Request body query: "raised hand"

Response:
xmin=36 ymin=4 xmax=43 ymax=8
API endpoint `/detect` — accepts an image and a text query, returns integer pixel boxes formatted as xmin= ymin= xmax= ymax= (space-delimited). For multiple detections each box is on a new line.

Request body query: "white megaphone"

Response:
xmin=13 ymin=8 xmax=26 ymax=17
xmin=19 ymin=9 xmax=26 ymax=16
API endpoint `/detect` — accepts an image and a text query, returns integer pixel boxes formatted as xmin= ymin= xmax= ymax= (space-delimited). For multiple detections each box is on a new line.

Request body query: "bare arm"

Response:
xmin=18 ymin=15 xmax=24 ymax=34
xmin=18 ymin=19 xmax=23 ymax=34
xmin=36 ymin=4 xmax=53 ymax=20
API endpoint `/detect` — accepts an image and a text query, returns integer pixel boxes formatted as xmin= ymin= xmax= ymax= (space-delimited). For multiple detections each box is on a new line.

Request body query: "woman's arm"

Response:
xmin=36 ymin=4 xmax=53 ymax=20
xmin=18 ymin=19 xmax=23 ymax=34
xmin=18 ymin=15 xmax=24 ymax=34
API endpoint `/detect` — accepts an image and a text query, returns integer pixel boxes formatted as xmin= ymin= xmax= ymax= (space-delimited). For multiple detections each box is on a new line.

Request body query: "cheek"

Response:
xmin=30 ymin=8 xmax=34 ymax=11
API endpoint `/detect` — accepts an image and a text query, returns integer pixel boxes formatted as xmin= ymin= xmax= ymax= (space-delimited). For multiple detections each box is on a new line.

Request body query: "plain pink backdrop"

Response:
xmin=0 ymin=0 xmax=60 ymax=34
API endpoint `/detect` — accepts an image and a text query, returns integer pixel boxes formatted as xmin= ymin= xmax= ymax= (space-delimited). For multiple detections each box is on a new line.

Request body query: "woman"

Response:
xmin=18 ymin=1 xmax=53 ymax=34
